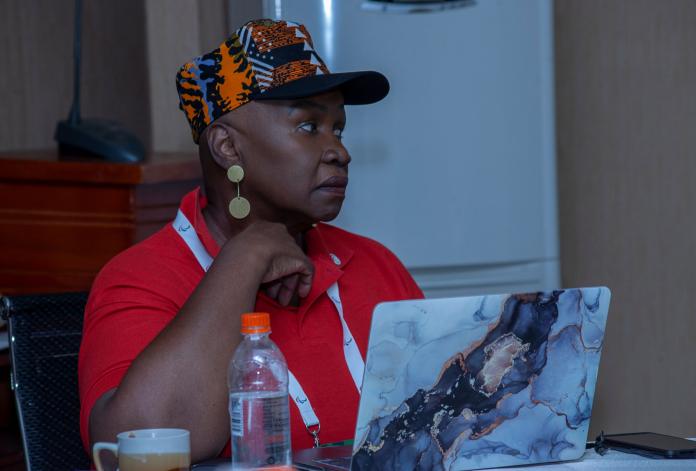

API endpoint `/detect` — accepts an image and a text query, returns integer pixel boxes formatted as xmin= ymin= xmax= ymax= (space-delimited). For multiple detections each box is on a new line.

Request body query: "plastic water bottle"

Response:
xmin=228 ymin=312 xmax=292 ymax=470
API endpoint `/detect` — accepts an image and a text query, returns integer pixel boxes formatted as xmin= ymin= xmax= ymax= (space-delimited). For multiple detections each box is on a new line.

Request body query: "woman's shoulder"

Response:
xmin=84 ymin=223 xmax=203 ymax=328
xmin=89 ymin=224 xmax=199 ymax=303
xmin=317 ymin=223 xmax=424 ymax=298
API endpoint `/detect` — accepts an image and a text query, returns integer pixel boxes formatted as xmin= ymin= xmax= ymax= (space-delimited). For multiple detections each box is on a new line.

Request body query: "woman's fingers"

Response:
xmin=264 ymin=280 xmax=282 ymax=300
xmin=297 ymin=270 xmax=313 ymax=298
xmin=233 ymin=221 xmax=315 ymax=303
xmin=262 ymin=259 xmax=314 ymax=305
xmin=277 ymin=274 xmax=299 ymax=306
xmin=262 ymin=257 xmax=314 ymax=290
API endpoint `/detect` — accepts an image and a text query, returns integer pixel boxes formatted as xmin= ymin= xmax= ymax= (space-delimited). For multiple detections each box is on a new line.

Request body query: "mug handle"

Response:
xmin=92 ymin=442 xmax=118 ymax=471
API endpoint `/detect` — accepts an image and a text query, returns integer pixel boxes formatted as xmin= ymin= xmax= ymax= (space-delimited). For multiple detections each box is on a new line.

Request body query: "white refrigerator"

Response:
xmin=258 ymin=0 xmax=560 ymax=297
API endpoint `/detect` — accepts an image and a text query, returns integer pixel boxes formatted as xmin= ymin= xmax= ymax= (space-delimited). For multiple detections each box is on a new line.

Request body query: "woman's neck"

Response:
xmin=201 ymin=201 xmax=236 ymax=248
xmin=201 ymin=200 xmax=307 ymax=250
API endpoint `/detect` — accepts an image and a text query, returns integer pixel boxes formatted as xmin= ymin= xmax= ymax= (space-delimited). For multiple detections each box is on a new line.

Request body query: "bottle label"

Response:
xmin=230 ymin=400 xmax=244 ymax=437
xmin=229 ymin=392 xmax=290 ymax=442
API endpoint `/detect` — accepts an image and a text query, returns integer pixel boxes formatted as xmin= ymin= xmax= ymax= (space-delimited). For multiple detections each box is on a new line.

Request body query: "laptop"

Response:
xmin=293 ymin=287 xmax=611 ymax=471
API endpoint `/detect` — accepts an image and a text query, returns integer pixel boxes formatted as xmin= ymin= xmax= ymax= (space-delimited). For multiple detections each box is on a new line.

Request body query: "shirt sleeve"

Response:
xmin=359 ymin=234 xmax=425 ymax=301
xmin=77 ymin=256 xmax=185 ymax=453
xmin=386 ymin=247 xmax=425 ymax=300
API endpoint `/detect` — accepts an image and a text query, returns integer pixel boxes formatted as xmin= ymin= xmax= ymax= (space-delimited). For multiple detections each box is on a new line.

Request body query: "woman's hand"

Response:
xmin=220 ymin=221 xmax=314 ymax=306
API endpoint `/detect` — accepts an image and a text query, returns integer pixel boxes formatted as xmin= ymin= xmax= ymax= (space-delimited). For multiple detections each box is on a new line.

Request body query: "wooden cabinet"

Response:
xmin=0 ymin=151 xmax=201 ymax=455
xmin=0 ymin=151 xmax=201 ymax=295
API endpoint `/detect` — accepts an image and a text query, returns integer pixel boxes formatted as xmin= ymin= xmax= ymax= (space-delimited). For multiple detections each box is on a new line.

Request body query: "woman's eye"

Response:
xmin=334 ymin=128 xmax=344 ymax=139
xmin=299 ymin=122 xmax=317 ymax=133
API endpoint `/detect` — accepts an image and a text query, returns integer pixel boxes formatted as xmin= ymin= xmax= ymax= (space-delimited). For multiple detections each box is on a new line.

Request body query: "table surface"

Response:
xmin=495 ymin=447 xmax=696 ymax=470
xmin=193 ymin=445 xmax=696 ymax=470
xmin=0 ymin=150 xmax=200 ymax=184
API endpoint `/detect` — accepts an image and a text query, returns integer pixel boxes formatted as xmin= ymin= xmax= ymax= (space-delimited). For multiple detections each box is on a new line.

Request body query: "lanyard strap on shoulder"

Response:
xmin=173 ymin=210 xmax=213 ymax=271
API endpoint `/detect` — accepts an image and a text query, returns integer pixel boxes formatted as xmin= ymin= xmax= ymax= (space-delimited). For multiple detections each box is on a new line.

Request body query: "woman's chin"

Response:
xmin=314 ymin=206 xmax=342 ymax=223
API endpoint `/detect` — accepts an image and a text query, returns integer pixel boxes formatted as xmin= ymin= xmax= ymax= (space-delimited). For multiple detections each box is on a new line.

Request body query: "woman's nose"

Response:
xmin=322 ymin=145 xmax=351 ymax=167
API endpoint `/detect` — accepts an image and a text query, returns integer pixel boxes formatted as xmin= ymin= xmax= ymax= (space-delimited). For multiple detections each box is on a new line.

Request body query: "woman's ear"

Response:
xmin=205 ymin=121 xmax=241 ymax=170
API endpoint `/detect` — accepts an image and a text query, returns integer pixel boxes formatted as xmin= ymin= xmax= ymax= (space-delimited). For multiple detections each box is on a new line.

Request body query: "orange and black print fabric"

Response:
xmin=176 ymin=19 xmax=331 ymax=143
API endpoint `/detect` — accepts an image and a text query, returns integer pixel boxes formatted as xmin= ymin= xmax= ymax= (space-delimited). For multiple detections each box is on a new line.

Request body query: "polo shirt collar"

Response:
xmin=180 ymin=187 xmax=221 ymax=259
xmin=178 ymin=187 xmax=355 ymax=313
xmin=305 ymin=223 xmax=354 ymax=274
xmin=298 ymin=224 xmax=354 ymax=317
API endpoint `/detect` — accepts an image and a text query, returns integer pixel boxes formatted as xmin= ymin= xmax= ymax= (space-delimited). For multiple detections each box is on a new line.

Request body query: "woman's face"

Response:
xmin=233 ymin=90 xmax=350 ymax=229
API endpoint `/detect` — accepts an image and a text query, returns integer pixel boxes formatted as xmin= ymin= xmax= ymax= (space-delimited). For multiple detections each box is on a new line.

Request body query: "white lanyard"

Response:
xmin=172 ymin=210 xmax=364 ymax=446
xmin=326 ymin=283 xmax=364 ymax=391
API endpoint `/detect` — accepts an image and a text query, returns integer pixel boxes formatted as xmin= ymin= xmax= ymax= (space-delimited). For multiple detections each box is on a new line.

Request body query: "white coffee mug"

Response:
xmin=92 ymin=428 xmax=191 ymax=471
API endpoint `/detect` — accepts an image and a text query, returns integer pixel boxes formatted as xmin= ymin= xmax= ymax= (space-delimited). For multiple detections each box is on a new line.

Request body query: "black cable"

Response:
xmin=68 ymin=0 xmax=82 ymax=124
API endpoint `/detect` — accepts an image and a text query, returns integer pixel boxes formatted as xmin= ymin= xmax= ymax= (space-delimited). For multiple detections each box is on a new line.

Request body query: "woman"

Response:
xmin=78 ymin=19 xmax=423 ymax=462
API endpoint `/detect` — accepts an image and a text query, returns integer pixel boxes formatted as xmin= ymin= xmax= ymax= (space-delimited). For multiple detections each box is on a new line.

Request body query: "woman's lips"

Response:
xmin=316 ymin=176 xmax=348 ymax=195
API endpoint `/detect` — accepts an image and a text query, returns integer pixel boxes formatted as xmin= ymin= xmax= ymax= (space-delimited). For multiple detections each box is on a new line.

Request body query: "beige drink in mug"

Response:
xmin=93 ymin=428 xmax=190 ymax=471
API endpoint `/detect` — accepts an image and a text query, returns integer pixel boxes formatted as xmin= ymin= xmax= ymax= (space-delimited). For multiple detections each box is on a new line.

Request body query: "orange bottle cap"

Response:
xmin=241 ymin=312 xmax=271 ymax=335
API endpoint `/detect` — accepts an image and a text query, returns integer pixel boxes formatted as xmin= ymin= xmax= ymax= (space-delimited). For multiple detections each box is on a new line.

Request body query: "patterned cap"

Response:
xmin=176 ymin=19 xmax=389 ymax=143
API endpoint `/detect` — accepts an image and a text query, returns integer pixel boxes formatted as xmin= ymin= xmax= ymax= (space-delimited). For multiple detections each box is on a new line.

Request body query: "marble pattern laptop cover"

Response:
xmin=351 ymin=287 xmax=611 ymax=471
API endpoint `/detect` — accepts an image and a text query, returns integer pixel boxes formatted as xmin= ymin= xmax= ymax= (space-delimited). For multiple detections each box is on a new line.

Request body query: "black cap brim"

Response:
xmin=251 ymin=71 xmax=389 ymax=105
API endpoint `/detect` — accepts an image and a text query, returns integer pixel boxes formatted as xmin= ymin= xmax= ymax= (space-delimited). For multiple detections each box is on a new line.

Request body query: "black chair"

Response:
xmin=0 ymin=292 xmax=91 ymax=471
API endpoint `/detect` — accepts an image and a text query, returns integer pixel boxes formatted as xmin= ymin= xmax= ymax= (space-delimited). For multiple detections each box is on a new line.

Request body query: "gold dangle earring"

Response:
xmin=227 ymin=165 xmax=250 ymax=219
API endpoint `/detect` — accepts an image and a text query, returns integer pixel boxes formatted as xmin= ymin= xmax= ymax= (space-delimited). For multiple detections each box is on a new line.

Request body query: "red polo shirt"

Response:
xmin=78 ymin=188 xmax=423 ymax=455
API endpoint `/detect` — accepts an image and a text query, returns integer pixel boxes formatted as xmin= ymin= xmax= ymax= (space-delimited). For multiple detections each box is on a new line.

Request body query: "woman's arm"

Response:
xmin=87 ymin=221 xmax=313 ymax=462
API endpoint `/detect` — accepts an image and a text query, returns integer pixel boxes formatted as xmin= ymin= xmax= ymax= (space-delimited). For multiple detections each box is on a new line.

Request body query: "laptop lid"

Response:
xmin=350 ymin=287 xmax=611 ymax=471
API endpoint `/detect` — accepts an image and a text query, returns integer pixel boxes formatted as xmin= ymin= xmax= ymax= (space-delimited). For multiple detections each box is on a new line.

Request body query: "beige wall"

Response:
xmin=555 ymin=0 xmax=696 ymax=437
xmin=0 ymin=0 xmax=149 ymax=151
xmin=144 ymin=0 xmax=237 ymax=152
